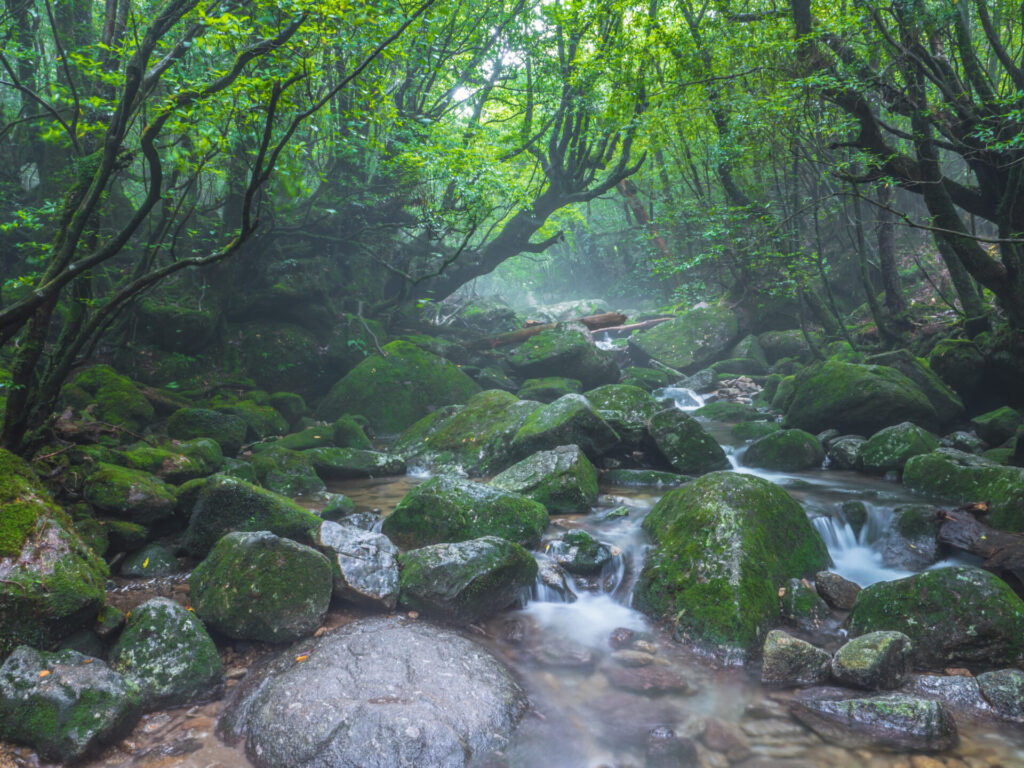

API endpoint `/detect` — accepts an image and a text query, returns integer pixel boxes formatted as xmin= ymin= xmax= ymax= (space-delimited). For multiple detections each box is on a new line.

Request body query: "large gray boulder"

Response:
xmin=509 ymin=394 xmax=620 ymax=462
xmin=507 ymin=324 xmax=620 ymax=389
xmin=316 ymin=521 xmax=399 ymax=610
xmin=489 ymin=444 xmax=598 ymax=515
xmin=628 ymin=306 xmax=739 ymax=372
xmin=648 ymin=408 xmax=729 ymax=475
xmin=859 ymin=422 xmax=939 ymax=475
xmin=218 ymin=616 xmax=528 ymax=768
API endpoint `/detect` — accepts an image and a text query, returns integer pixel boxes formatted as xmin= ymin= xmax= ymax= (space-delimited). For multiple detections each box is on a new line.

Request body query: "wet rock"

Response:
xmin=863 ymin=349 xmax=966 ymax=429
xmin=1 ymin=450 xmax=108 ymax=656
xmin=976 ymin=668 xmax=1024 ymax=721
xmin=601 ymin=469 xmax=690 ymax=487
xmin=382 ymin=475 xmax=548 ymax=549
xmin=510 ymin=393 xmax=620 ymax=462
xmin=109 ymin=597 xmax=224 ymax=710
xmin=780 ymin=578 xmax=832 ymax=632
xmin=628 ymin=306 xmax=738 ymax=372
xmin=319 ymin=492 xmax=356 ymax=521
xmin=489 ymin=444 xmax=598 ymax=515
xmin=190 ymin=531 xmax=332 ymax=642
xmin=268 ymin=391 xmax=308 ymax=427
xmin=693 ymin=401 xmax=763 ymax=422
xmin=398 ymin=536 xmax=537 ymax=624
xmin=218 ymin=616 xmax=527 ymax=768
xmin=815 ymin=571 xmax=861 ymax=610
xmin=516 ymin=376 xmax=581 ymax=403
xmin=317 ymin=340 xmax=481 ymax=433
xmin=634 ymin=472 xmax=829 ymax=654
xmin=790 ymin=690 xmax=958 ymax=752
xmin=62 ymin=364 xmax=155 ymax=431
xmin=315 ymin=520 xmax=399 ymax=610
xmin=611 ymin=649 xmax=658 ymax=667
xmin=903 ymin=448 xmax=1024 ymax=531
xmin=604 ymin=662 xmax=696 ymax=695
xmin=532 ymin=638 xmax=597 ymax=669
xmin=261 ymin=424 xmax=335 ymax=451
xmin=646 ymin=726 xmax=699 ymax=768
xmin=250 ymin=446 xmax=326 ymax=498
xmin=900 ymin=674 xmax=995 ymax=719
xmin=783 ymin=361 xmax=938 ymax=435
xmin=879 ymin=505 xmax=940 ymax=570
xmin=120 ymin=543 xmax=180 ymax=577
xmin=507 ymin=324 xmax=620 ymax=389
xmin=826 ymin=435 xmax=866 ymax=470
xmin=167 ymin=407 xmax=247 ymax=456
xmin=583 ymin=384 xmax=660 ymax=447
xmin=840 ymin=500 xmax=869 ymax=536
xmin=846 ymin=566 xmax=1024 ymax=668
xmin=533 ymin=558 xmax=576 ymax=602
xmin=648 ymin=408 xmax=730 ymax=475
xmin=393 ymin=390 xmax=541 ymax=476
xmin=970 ymin=406 xmax=1023 ymax=446
xmin=84 ymin=463 xmax=177 ymax=524
xmin=0 ymin=646 xmax=142 ymax=763
xmin=940 ymin=430 xmax=987 ymax=455
xmin=832 ymin=631 xmax=912 ymax=691
xmin=545 ymin=529 xmax=614 ymax=575
xmin=120 ymin=438 xmax=224 ymax=484
xmin=181 ymin=474 xmax=323 ymax=557
xmin=743 ymin=429 xmax=825 ymax=471
xmin=859 ymin=422 xmax=940 ymax=475
xmin=609 ymin=627 xmax=635 ymax=649
xmin=304 ymin=446 xmax=406 ymax=480
xmin=761 ymin=629 xmax=832 ymax=687
xmin=733 ymin=419 xmax=782 ymax=442
xmin=700 ymin=717 xmax=751 ymax=760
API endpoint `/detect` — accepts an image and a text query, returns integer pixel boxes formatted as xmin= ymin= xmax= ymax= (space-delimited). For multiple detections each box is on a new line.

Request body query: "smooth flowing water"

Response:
xmin=59 ymin=419 xmax=1024 ymax=768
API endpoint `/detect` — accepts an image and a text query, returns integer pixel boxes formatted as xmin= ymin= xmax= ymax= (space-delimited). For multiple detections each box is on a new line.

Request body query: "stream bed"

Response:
xmin=8 ymin=419 xmax=1024 ymax=768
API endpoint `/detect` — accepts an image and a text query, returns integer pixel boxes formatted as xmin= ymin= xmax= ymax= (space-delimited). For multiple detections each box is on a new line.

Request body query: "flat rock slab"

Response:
xmin=219 ymin=616 xmax=528 ymax=768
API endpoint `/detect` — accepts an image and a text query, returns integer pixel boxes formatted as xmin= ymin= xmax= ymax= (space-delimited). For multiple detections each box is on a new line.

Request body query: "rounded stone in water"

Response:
xmin=218 ymin=616 xmax=528 ymax=768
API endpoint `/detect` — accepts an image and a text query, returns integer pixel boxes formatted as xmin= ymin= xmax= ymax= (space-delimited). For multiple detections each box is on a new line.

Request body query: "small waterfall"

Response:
xmin=653 ymin=386 xmax=705 ymax=411
xmin=811 ymin=505 xmax=912 ymax=587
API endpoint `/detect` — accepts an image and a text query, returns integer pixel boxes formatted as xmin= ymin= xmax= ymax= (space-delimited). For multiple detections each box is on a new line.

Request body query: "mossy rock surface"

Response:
xmin=393 ymin=390 xmax=541 ymax=476
xmin=268 ymin=391 xmax=307 ymax=426
xmin=167 ymin=407 xmax=247 ymax=456
xmin=545 ymin=529 xmax=613 ymax=575
xmin=475 ymin=366 xmax=518 ymax=392
xmin=620 ymin=366 xmax=673 ymax=391
xmin=601 ymin=469 xmax=690 ymax=488
xmin=970 ymin=406 xmax=1023 ymax=446
xmin=237 ymin=323 xmax=328 ymax=399
xmin=731 ymin=334 xmax=768 ymax=365
xmin=859 ymin=422 xmax=939 ymax=475
xmin=780 ymin=577 xmax=831 ymax=633
xmin=212 ymin=399 xmax=289 ymax=441
xmin=489 ymin=445 xmax=598 ymax=515
xmin=830 ymin=631 xmax=912 ymax=691
xmin=251 ymin=446 xmax=326 ymax=498
xmin=261 ymin=425 xmax=334 ymax=452
xmin=879 ymin=505 xmax=941 ymax=570
xmin=109 ymin=597 xmax=224 ymax=710
xmin=181 ymin=475 xmax=322 ymax=557
xmin=864 ymin=349 xmax=965 ymax=428
xmin=743 ymin=429 xmax=824 ymax=472
xmin=693 ymin=401 xmax=763 ymax=422
xmin=322 ymin=313 xmax=387 ymax=383
xmin=928 ymin=338 xmax=985 ymax=400
xmin=62 ymin=364 xmax=154 ymax=433
xmin=331 ymin=415 xmax=371 ymax=449
xmin=510 ymin=394 xmax=620 ymax=462
xmin=0 ymin=646 xmax=142 ymax=763
xmin=633 ymin=471 xmax=829 ymax=655
xmin=1 ymin=450 xmax=108 ymax=657
xmin=732 ymin=420 xmax=781 ymax=442
xmin=711 ymin=357 xmax=768 ymax=376
xmin=136 ymin=300 xmax=217 ymax=355
xmin=902 ymin=449 xmax=1024 ymax=531
xmin=382 ymin=476 xmax=549 ymax=549
xmin=760 ymin=629 xmax=831 ymax=687
xmin=120 ymin=544 xmax=180 ymax=577
xmin=317 ymin=340 xmax=480 ymax=433
xmin=628 ymin=306 xmax=738 ymax=372
xmin=304 ymin=447 xmax=406 ymax=480
xmin=771 ymin=375 xmax=797 ymax=412
xmin=783 ymin=361 xmax=938 ymax=435
xmin=398 ymin=536 xmax=537 ymax=624
xmin=507 ymin=324 xmax=620 ymax=389
xmin=120 ymin=439 xmax=224 ymax=484
xmin=648 ymin=408 xmax=729 ymax=475
xmin=516 ymin=377 xmax=582 ymax=404
xmin=84 ymin=463 xmax=177 ymax=524
xmin=583 ymin=384 xmax=659 ymax=447
xmin=759 ymin=330 xmax=812 ymax=364
xmin=190 ymin=531 xmax=332 ymax=643
xmin=846 ymin=566 xmax=1024 ymax=668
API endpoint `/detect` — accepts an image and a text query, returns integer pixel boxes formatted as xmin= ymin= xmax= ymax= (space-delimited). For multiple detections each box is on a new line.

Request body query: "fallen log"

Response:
xmin=466 ymin=312 xmax=628 ymax=350
xmin=591 ymin=316 xmax=673 ymax=335
xmin=938 ymin=503 xmax=1024 ymax=584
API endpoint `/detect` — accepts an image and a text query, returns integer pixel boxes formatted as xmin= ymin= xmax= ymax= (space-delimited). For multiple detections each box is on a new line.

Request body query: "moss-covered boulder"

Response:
xmin=732 ymin=420 xmax=781 ymax=442
xmin=62 ymin=364 xmax=154 ymax=433
xmin=190 ymin=531 xmax=332 ymax=642
xmin=928 ymin=338 xmax=986 ymax=402
xmin=1 ymin=450 xmax=108 ymax=657
xmin=648 ymin=409 xmax=729 ymax=475
xmin=212 ymin=398 xmax=289 ymax=442
xmin=760 ymin=630 xmax=831 ymax=687
xmin=120 ymin=543 xmax=180 ymax=577
xmin=902 ymin=449 xmax=1024 ymax=531
xmin=121 ymin=438 xmax=223 ymax=484
xmin=322 ymin=313 xmax=388 ymax=383
xmin=693 ymin=401 xmax=763 ymax=422
xmin=109 ymin=597 xmax=223 ymax=710
xmin=382 ymin=476 xmax=548 ymax=549
xmin=510 ymin=394 xmax=620 ymax=462
xmin=977 ymin=668 xmax=1024 ymax=721
xmin=583 ymin=384 xmax=660 ymax=447
xmin=711 ymin=357 xmax=768 ymax=377
xmin=620 ymin=366 xmax=673 ymax=391
xmin=452 ymin=297 xmax=521 ymax=335
xmin=879 ymin=505 xmax=940 ymax=570
xmin=475 ymin=365 xmax=518 ymax=392
xmin=317 ymin=340 xmax=480 ymax=433
xmin=181 ymin=475 xmax=322 ymax=556
xmin=236 ymin=322 xmax=328 ymax=398
xmin=251 ymin=446 xmax=326 ymax=498
xmin=601 ymin=468 xmax=690 ymax=487
xmin=859 ymin=422 xmax=939 ymax=475
xmin=393 ymin=390 xmax=541 ymax=476
xmin=633 ymin=472 xmax=830 ymax=654
xmin=779 ymin=577 xmax=831 ymax=633
xmin=167 ymin=407 xmax=247 ymax=456
xmin=846 ymin=566 xmax=1024 ymax=668
xmin=759 ymin=330 xmax=812 ymax=364
xmin=268 ymin=391 xmax=307 ymax=427
xmin=489 ymin=445 xmax=598 ymax=515
xmin=971 ymin=406 xmax=1023 ymax=446
xmin=628 ymin=306 xmax=739 ymax=372
xmin=831 ymin=631 xmax=912 ymax=691
xmin=545 ymin=529 xmax=613 ymax=575
xmin=827 ymin=435 xmax=867 ymax=471
xmin=83 ymin=463 xmax=177 ymax=524
xmin=331 ymin=414 xmax=372 ymax=448
xmin=398 ymin=536 xmax=537 ymax=624
xmin=0 ymin=646 xmax=142 ymax=763
xmin=258 ymin=424 xmax=334 ymax=452
xmin=864 ymin=349 xmax=965 ymax=428
xmin=516 ymin=377 xmax=582 ymax=403
xmin=304 ymin=447 xmax=406 ymax=480
xmin=784 ymin=361 xmax=938 ymax=435
xmin=743 ymin=429 xmax=824 ymax=471
xmin=507 ymin=325 xmax=620 ymax=389
xmin=135 ymin=300 xmax=217 ymax=355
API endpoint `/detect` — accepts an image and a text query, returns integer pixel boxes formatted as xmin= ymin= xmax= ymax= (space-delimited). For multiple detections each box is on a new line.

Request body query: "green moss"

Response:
xmin=648 ymin=408 xmax=729 ymax=474
xmin=516 ymin=377 xmax=582 ymax=403
xmin=83 ymin=463 xmax=177 ymax=524
xmin=743 ymin=429 xmax=825 ymax=471
xmin=268 ymin=392 xmax=307 ymax=425
xmin=167 ymin=407 xmax=247 ymax=456
xmin=511 ymin=394 xmax=620 ymax=462
xmin=250 ymin=446 xmax=326 ymax=497
xmin=489 ymin=444 xmax=598 ymax=514
xmin=212 ymin=399 xmax=289 ymax=441
xmin=731 ymin=420 xmax=781 ymax=441
xmin=62 ymin=364 xmax=154 ymax=433
xmin=693 ymin=401 xmax=764 ymax=422
xmin=628 ymin=306 xmax=738 ymax=372
xmin=331 ymin=415 xmax=371 ymax=449
xmin=859 ymin=422 xmax=939 ymax=475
